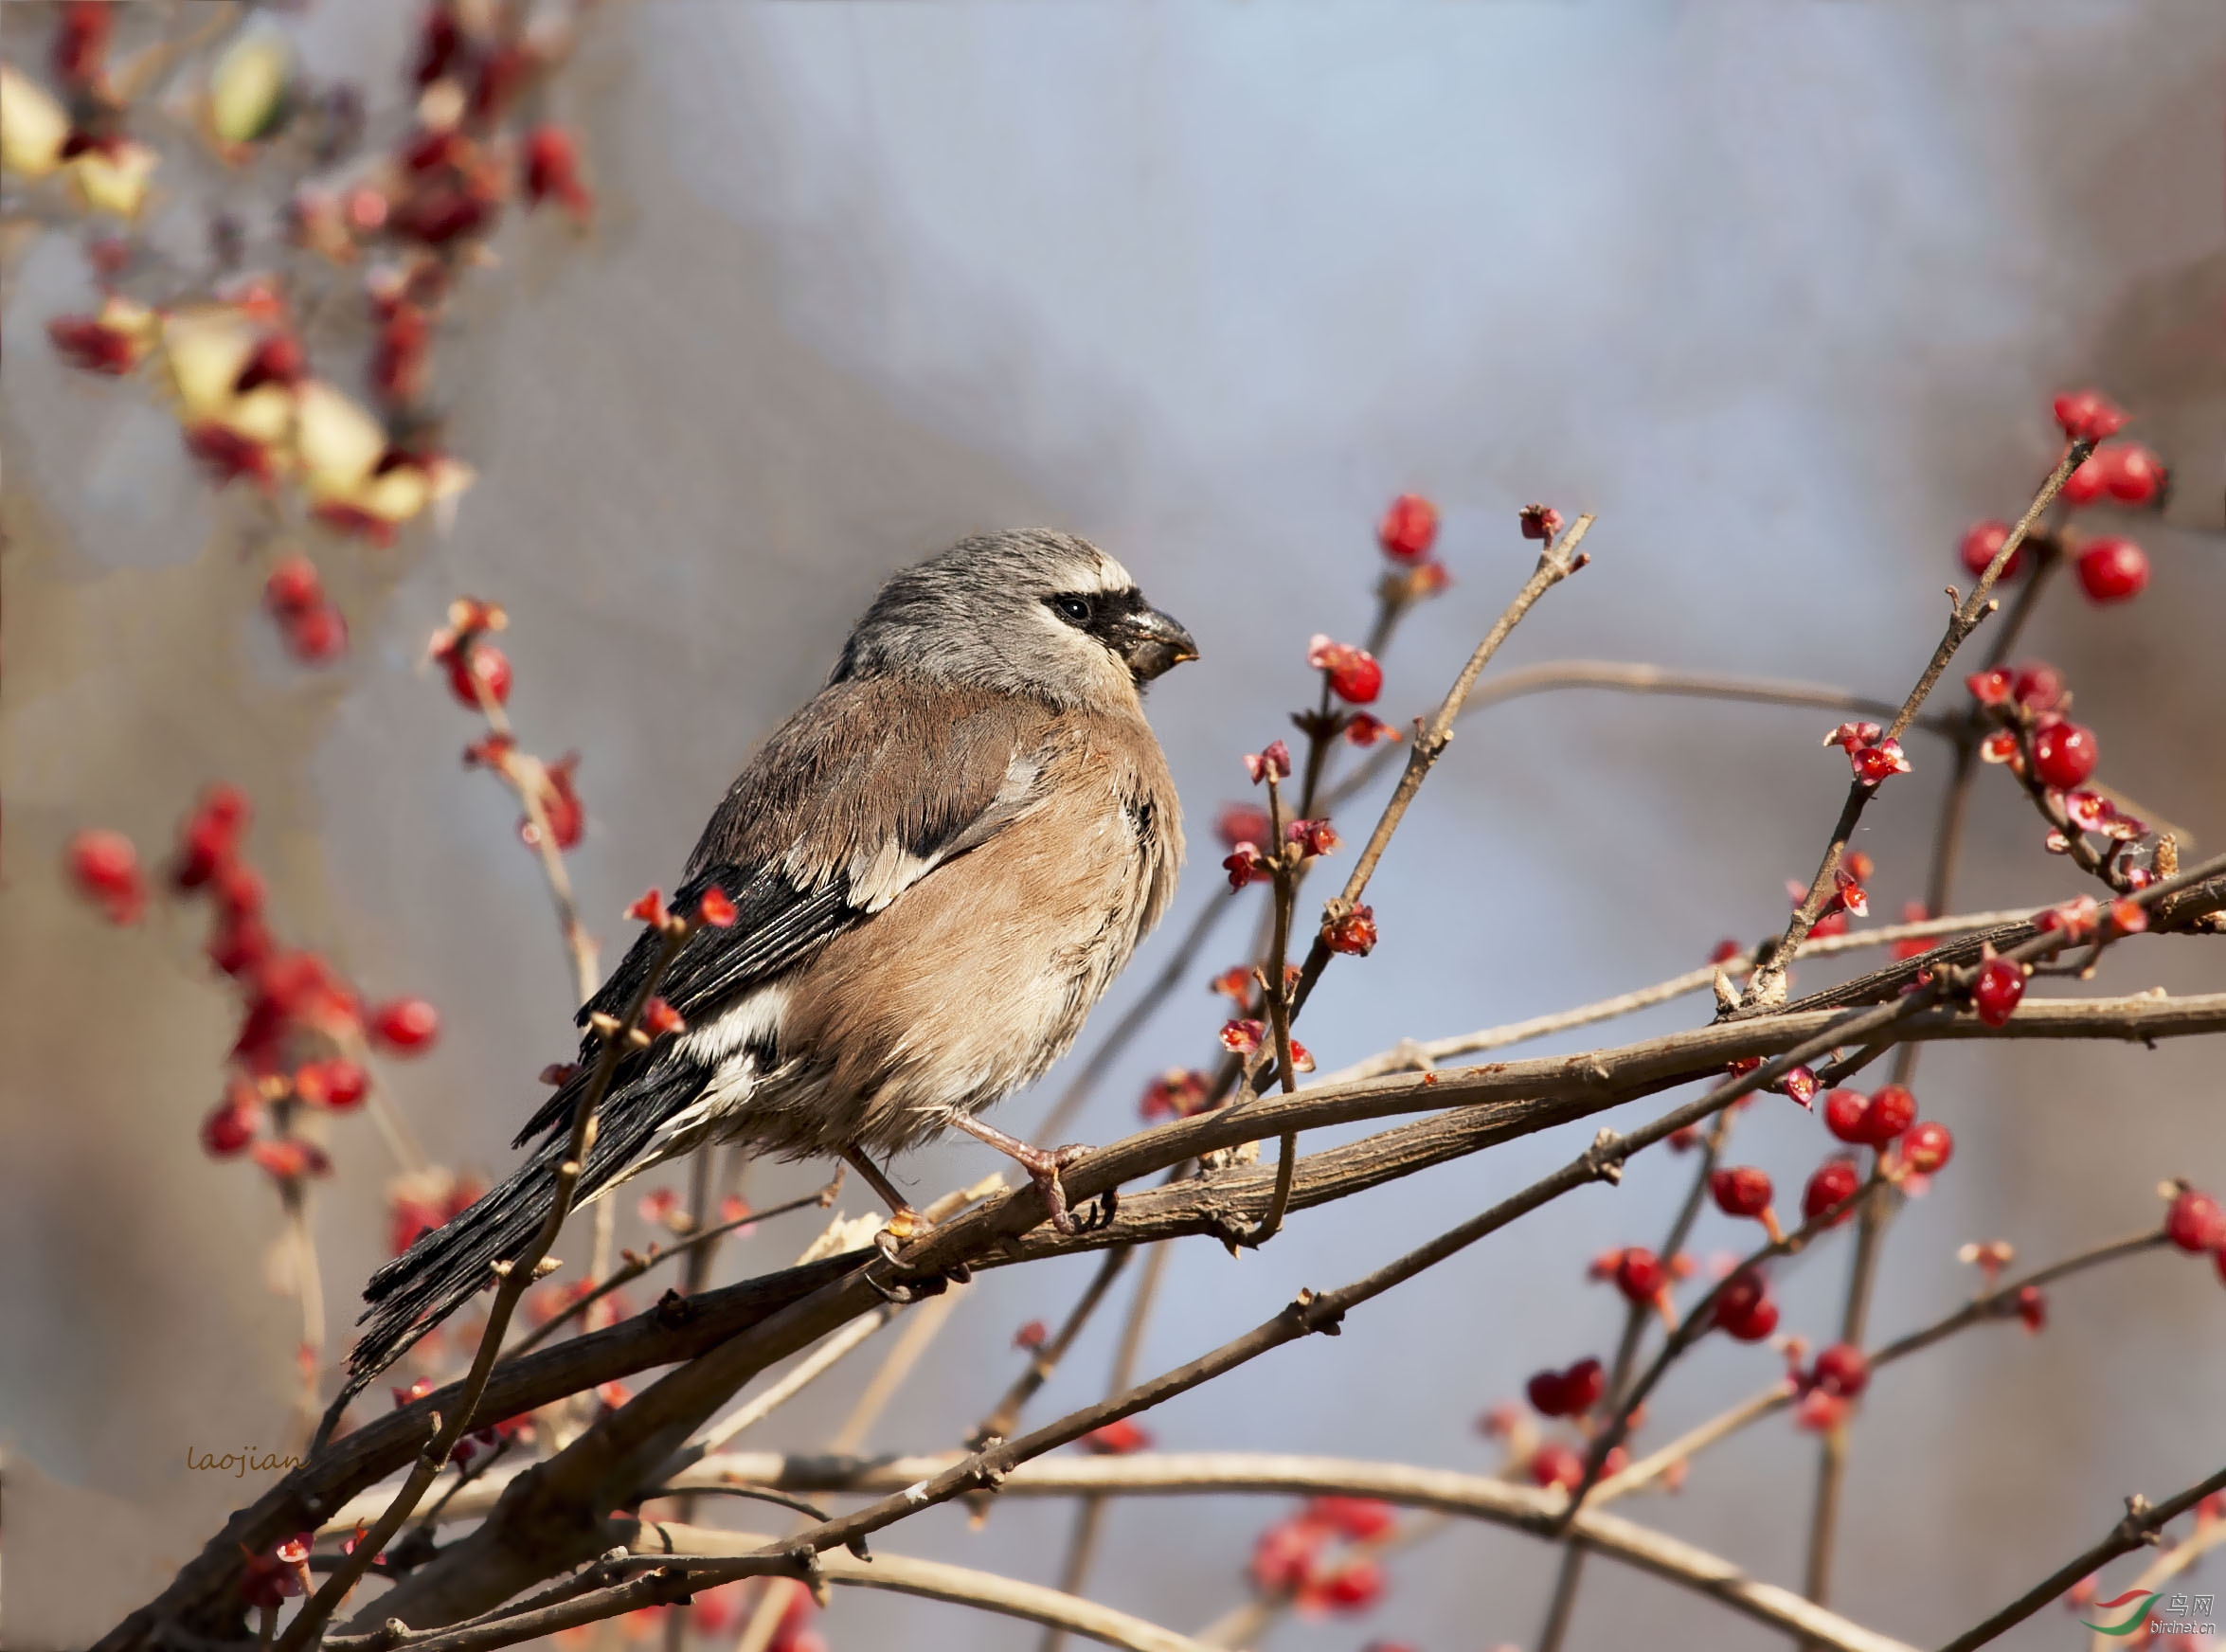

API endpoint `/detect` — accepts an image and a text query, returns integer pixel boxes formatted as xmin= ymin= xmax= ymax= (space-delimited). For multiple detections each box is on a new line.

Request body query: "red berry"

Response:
xmin=1328 ymin=652 xmax=1383 ymax=705
xmin=1822 ymin=1089 xmax=1870 ymax=1144
xmin=264 ymin=556 xmax=324 ymax=617
xmin=285 ymin=604 xmax=350 ymax=665
xmin=67 ymin=828 xmax=146 ymax=922
xmin=447 ymin=644 xmax=512 ymax=709
xmin=1710 ymin=1166 xmax=1773 ymax=1219
xmin=1804 ymin=1159 xmax=1861 ymax=1225
xmin=2060 ymin=456 xmax=2107 ymax=507
xmin=2164 ymin=1188 xmax=2225 ymax=1253
xmin=1080 ymin=1418 xmax=1151 ymax=1455
xmin=1899 ymin=1121 xmax=1954 ymax=1175
xmin=1810 ymin=1342 xmax=1870 ymax=1399
xmin=696 ymin=887 xmax=738 ymax=927
xmin=1856 ymin=1083 xmax=1916 ymax=1145
xmin=2052 ymin=389 xmax=2128 ymax=444
xmin=1320 ymin=1556 xmax=1384 ymax=1611
xmin=1376 ymin=494 xmax=1440 ymax=561
xmin=201 ymin=1096 xmax=256 ymax=1158
xmin=1613 ymin=1248 xmax=1665 ymax=1303
xmin=1529 ymin=1442 xmax=1584 ymax=1490
xmin=1957 ymin=520 xmax=2022 ymax=580
xmin=1308 ymin=1496 xmax=1396 ymax=1540
xmin=2009 ymin=662 xmax=2065 ymax=712
xmin=2097 ymin=442 xmax=2167 ymax=507
xmin=2074 ymin=539 xmax=2148 ymax=603
xmin=296 ymin=1058 xmax=369 ymax=1110
xmin=371 ymin=997 xmax=440 ymax=1052
xmin=1216 ymin=802 xmax=1271 ymax=851
xmin=2029 ymin=719 xmax=2097 ymax=789
xmin=1526 ymin=1356 xmax=1604 ymax=1418
xmin=1972 ymin=957 xmax=2025 ymax=1026
xmin=2015 ymin=1284 xmax=2047 ymax=1334
xmin=1322 ymin=905 xmax=1378 ymax=957
xmin=1713 ymin=1272 xmax=1778 ymax=1341
xmin=172 ymin=784 xmax=250 ymax=889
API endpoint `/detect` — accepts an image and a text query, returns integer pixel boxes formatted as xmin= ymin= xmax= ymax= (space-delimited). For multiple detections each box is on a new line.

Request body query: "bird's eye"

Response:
xmin=1051 ymin=595 xmax=1093 ymax=625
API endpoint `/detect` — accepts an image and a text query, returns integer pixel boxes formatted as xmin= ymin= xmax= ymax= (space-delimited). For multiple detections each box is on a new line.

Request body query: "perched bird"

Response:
xmin=342 ymin=530 xmax=1195 ymax=1400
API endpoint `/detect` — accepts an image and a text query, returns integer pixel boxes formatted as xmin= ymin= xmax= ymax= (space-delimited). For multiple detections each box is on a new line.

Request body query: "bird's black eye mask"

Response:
xmin=1047 ymin=586 xmax=1198 ymax=684
xmin=1044 ymin=586 xmax=1146 ymax=641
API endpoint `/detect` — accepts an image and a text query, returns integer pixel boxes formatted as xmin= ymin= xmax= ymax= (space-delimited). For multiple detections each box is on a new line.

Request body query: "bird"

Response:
xmin=341 ymin=529 xmax=1195 ymax=1402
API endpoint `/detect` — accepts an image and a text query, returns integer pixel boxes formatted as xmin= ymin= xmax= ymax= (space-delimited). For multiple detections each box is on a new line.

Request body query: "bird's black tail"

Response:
xmin=336 ymin=1059 xmax=704 ymax=1410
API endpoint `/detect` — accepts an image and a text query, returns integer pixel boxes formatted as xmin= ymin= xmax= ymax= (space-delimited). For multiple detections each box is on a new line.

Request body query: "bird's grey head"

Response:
xmin=831 ymin=530 xmax=1198 ymax=712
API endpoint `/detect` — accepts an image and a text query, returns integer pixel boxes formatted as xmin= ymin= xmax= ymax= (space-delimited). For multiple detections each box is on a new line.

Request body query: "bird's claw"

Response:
xmin=1023 ymin=1145 xmax=1113 ymax=1236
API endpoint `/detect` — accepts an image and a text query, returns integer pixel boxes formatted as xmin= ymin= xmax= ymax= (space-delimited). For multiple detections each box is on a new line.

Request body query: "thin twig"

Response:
xmin=279 ymin=917 xmax=691 ymax=1651
xmin=1041 ymin=1241 xmax=1173 ymax=1652
xmin=1936 ymin=1463 xmax=2226 ymax=1652
xmin=1744 ymin=442 xmax=2089 ymax=1013
xmin=970 ymin=1248 xmax=1135 ymax=1449
xmin=1800 ymin=541 xmax=2067 ymax=1628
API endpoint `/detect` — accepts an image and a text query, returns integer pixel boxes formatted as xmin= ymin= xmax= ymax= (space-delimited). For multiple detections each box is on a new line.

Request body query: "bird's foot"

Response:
xmin=1010 ymin=1142 xmax=1116 ymax=1236
xmin=873 ymin=1204 xmax=932 ymax=1263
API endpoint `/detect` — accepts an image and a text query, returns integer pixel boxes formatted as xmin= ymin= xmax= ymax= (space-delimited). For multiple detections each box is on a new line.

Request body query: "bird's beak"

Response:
xmin=1118 ymin=605 xmax=1199 ymax=682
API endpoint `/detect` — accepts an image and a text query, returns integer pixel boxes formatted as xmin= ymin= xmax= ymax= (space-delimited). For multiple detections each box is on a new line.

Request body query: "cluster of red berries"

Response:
xmin=1217 ymin=1019 xmax=1316 ymax=1074
xmin=67 ymin=786 xmax=440 ymax=1182
xmin=262 ymin=554 xmax=350 ymax=665
xmin=1956 ymin=390 xmax=2167 ymax=603
xmin=1140 ymin=1068 xmax=1212 ymax=1122
xmin=679 ymin=1579 xmax=823 ymax=1652
xmin=1249 ymin=1497 xmax=1394 ymax=1613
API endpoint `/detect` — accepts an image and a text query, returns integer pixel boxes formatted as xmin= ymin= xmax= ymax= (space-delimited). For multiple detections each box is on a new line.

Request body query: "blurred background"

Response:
xmin=4 ymin=5 xmax=2224 ymax=1649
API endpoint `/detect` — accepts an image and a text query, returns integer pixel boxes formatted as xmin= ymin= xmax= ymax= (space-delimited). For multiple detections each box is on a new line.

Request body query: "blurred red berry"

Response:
xmin=1320 ymin=1556 xmax=1385 ymax=1612
xmin=1014 ymin=1320 xmax=1049 ymax=1352
xmin=1857 ymin=1084 xmax=1917 ymax=1145
xmin=1342 ymin=711 xmax=1400 ymax=747
xmin=1308 ymin=1496 xmax=1396 ymax=1540
xmin=1613 ymin=1248 xmax=1665 ymax=1303
xmin=184 ymin=423 xmax=278 ymax=490
xmin=2096 ymin=442 xmax=2168 ymax=507
xmin=2015 ymin=1284 xmax=2047 ymax=1334
xmin=171 ymin=784 xmax=250 ymax=889
xmin=371 ymin=997 xmax=440 ymax=1052
xmin=67 ymin=828 xmax=146 ymax=923
xmin=642 ymin=997 xmax=686 ymax=1036
xmin=1376 ymin=494 xmax=1439 ymax=561
xmin=1803 ymin=1159 xmax=1861 ymax=1225
xmin=696 ymin=887 xmax=737 ymax=927
xmin=448 ymin=643 xmax=512 ymax=709
xmin=2061 ymin=455 xmax=2107 ymax=507
xmin=1526 ymin=1356 xmax=1604 ymax=1418
xmin=296 ymin=1057 xmax=369 ymax=1110
xmin=627 ymin=888 xmax=667 ymax=924
xmin=2009 ymin=661 xmax=2065 ymax=711
xmin=2052 ymin=390 xmax=2127 ymax=444
xmin=525 ymin=754 xmax=584 ymax=852
xmin=285 ymin=604 xmax=350 ymax=665
xmin=1810 ymin=1342 xmax=1870 ymax=1399
xmin=2164 ymin=1188 xmax=2225 ymax=1253
xmin=1529 ymin=1442 xmax=1584 ymax=1491
xmin=47 ymin=314 xmax=143 ymax=374
xmin=252 ymin=1139 xmax=331 ymax=1181
xmin=1308 ymin=637 xmax=1384 ymax=705
xmin=1899 ymin=1121 xmax=1954 ymax=1175
xmin=1080 ymin=1417 xmax=1151 ymax=1455
xmin=2073 ymin=538 xmax=2148 ymax=604
xmin=234 ymin=334 xmax=306 ymax=394
xmin=1285 ymin=817 xmax=1340 ymax=858
xmin=1957 ymin=520 xmax=2022 ymax=581
xmin=370 ymin=307 xmax=430 ymax=404
xmin=522 ymin=125 xmax=593 ymax=217
xmin=1711 ymin=1165 xmax=1773 ymax=1219
xmin=1713 ymin=1272 xmax=1778 ymax=1342
xmin=1216 ymin=802 xmax=1271 ymax=851
xmin=53 ymin=1 xmax=113 ymax=85
xmin=201 ymin=1095 xmax=257 ymax=1158
xmin=1822 ymin=1089 xmax=1867 ymax=1143
xmin=264 ymin=556 xmax=324 ymax=617
xmin=1140 ymin=1068 xmax=1210 ymax=1121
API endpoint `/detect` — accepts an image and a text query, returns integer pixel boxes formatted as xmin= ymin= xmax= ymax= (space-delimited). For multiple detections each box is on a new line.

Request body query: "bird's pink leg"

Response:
xmin=943 ymin=1113 xmax=1098 ymax=1235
